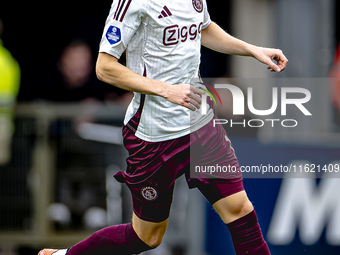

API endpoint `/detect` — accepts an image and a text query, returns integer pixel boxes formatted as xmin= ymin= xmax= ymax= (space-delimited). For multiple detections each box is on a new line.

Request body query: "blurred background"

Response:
xmin=0 ymin=0 xmax=340 ymax=254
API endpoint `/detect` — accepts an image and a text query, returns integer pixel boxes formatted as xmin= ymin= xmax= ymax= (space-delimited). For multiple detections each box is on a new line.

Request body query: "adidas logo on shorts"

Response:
xmin=158 ymin=6 xmax=172 ymax=19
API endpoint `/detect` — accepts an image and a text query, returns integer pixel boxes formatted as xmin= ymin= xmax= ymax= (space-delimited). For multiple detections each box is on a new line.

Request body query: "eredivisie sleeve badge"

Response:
xmin=106 ymin=26 xmax=122 ymax=45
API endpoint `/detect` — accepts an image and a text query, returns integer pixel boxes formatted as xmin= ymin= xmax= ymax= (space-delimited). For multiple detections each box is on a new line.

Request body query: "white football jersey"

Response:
xmin=99 ymin=0 xmax=214 ymax=142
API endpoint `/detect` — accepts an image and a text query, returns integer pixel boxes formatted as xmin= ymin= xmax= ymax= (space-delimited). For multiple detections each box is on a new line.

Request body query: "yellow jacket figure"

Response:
xmin=0 ymin=38 xmax=21 ymax=164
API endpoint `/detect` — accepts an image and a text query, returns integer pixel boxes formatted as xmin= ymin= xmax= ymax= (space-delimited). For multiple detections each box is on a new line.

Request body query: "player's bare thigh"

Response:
xmin=132 ymin=212 xmax=169 ymax=248
xmin=213 ymin=191 xmax=254 ymax=224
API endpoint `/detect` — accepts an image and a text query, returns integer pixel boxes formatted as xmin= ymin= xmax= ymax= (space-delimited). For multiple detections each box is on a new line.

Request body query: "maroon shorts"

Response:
xmin=114 ymin=117 xmax=244 ymax=222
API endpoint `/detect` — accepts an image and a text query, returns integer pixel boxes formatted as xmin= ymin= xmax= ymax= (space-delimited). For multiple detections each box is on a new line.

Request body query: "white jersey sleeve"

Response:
xmin=99 ymin=0 xmax=146 ymax=59
xmin=202 ymin=0 xmax=211 ymax=29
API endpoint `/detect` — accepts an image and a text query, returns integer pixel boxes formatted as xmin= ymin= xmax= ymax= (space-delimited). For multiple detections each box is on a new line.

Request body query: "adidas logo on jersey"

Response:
xmin=158 ymin=6 xmax=172 ymax=19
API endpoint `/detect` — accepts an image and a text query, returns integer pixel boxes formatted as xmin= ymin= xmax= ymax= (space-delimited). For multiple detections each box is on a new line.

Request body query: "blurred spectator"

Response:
xmin=41 ymin=39 xmax=102 ymax=102
xmin=0 ymin=18 xmax=20 ymax=165
xmin=38 ymin=39 xmax=133 ymax=105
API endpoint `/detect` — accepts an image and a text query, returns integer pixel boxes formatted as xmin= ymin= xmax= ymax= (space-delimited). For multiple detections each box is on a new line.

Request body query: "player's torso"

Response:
xmin=146 ymin=0 xmax=204 ymax=47
xmin=127 ymin=0 xmax=206 ymax=84
xmin=114 ymin=0 xmax=212 ymax=142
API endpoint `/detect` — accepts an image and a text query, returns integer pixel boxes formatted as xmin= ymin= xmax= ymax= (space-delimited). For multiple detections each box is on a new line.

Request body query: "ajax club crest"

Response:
xmin=192 ymin=0 xmax=203 ymax=13
xmin=106 ymin=26 xmax=122 ymax=45
xmin=141 ymin=186 xmax=158 ymax=201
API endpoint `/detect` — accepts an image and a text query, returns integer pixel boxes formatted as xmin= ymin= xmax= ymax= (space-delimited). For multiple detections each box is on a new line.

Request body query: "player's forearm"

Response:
xmin=96 ymin=53 xmax=168 ymax=98
xmin=201 ymin=22 xmax=257 ymax=57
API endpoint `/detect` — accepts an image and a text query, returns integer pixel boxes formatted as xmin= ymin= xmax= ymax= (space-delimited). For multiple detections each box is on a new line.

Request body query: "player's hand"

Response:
xmin=252 ymin=46 xmax=288 ymax=73
xmin=163 ymin=84 xmax=206 ymax=111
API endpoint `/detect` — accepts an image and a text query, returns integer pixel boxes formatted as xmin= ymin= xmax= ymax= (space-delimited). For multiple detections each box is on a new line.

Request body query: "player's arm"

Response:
xmin=96 ymin=52 xmax=203 ymax=111
xmin=201 ymin=22 xmax=288 ymax=72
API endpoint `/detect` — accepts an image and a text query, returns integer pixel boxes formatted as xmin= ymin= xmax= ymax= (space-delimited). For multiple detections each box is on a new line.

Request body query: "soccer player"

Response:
xmin=39 ymin=0 xmax=288 ymax=254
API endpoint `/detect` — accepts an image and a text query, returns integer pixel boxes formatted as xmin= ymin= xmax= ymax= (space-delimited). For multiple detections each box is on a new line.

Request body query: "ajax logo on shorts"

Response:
xmin=141 ymin=186 xmax=158 ymax=201
xmin=106 ymin=26 xmax=122 ymax=45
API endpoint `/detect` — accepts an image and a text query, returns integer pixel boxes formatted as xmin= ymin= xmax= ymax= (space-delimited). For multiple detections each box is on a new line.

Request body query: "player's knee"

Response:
xmin=132 ymin=215 xmax=168 ymax=249
xmin=145 ymin=231 xmax=165 ymax=248
xmin=213 ymin=192 xmax=254 ymax=223
xmin=139 ymin=225 xmax=166 ymax=248
xmin=228 ymin=198 xmax=253 ymax=217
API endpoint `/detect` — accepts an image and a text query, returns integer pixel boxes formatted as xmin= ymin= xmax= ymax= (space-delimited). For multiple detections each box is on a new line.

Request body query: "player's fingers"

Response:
xmin=191 ymin=86 xmax=205 ymax=96
xmin=190 ymin=91 xmax=202 ymax=104
xmin=274 ymin=51 xmax=288 ymax=72
xmin=183 ymin=102 xmax=196 ymax=111
xmin=266 ymin=58 xmax=281 ymax=73
xmin=189 ymin=98 xmax=200 ymax=109
xmin=277 ymin=55 xmax=288 ymax=71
